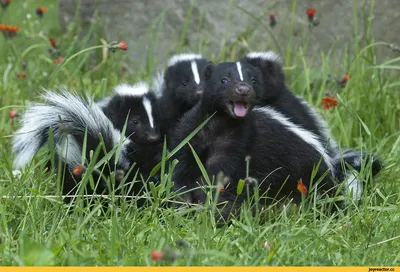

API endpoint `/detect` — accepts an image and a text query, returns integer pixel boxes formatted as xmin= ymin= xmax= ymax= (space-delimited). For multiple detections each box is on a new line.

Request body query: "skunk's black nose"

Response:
xmin=147 ymin=133 xmax=161 ymax=143
xmin=236 ymin=85 xmax=250 ymax=95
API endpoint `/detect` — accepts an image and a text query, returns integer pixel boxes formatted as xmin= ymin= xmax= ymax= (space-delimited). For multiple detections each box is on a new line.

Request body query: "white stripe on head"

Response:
xmin=254 ymin=106 xmax=334 ymax=173
xmin=151 ymin=72 xmax=164 ymax=98
xmin=191 ymin=61 xmax=200 ymax=85
xmin=114 ymin=82 xmax=150 ymax=97
xmin=246 ymin=51 xmax=282 ymax=64
xmin=167 ymin=53 xmax=203 ymax=67
xmin=236 ymin=62 xmax=244 ymax=81
xmin=142 ymin=97 xmax=154 ymax=128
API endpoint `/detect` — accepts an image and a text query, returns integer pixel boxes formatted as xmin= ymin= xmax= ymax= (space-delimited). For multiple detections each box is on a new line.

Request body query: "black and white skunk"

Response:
xmin=171 ymin=61 xmax=335 ymax=220
xmin=99 ymin=83 xmax=163 ymax=181
xmin=241 ymin=51 xmax=383 ymax=200
xmin=12 ymin=83 xmax=162 ymax=199
xmin=241 ymin=51 xmax=338 ymax=155
xmin=157 ymin=53 xmax=210 ymax=148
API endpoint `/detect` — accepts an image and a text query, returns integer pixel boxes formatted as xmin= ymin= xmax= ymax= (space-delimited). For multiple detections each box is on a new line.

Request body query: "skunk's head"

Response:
xmin=242 ymin=51 xmax=285 ymax=103
xmin=163 ymin=53 xmax=209 ymax=108
xmin=102 ymin=83 xmax=161 ymax=145
xmin=202 ymin=61 xmax=261 ymax=119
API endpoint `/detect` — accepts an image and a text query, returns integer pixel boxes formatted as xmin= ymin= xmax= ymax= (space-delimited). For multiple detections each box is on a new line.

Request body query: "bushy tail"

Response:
xmin=333 ymin=148 xmax=382 ymax=200
xmin=12 ymin=88 xmax=131 ymax=171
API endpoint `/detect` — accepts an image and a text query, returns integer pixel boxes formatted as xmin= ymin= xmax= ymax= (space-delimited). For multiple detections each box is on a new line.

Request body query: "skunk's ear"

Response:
xmin=204 ymin=63 xmax=214 ymax=81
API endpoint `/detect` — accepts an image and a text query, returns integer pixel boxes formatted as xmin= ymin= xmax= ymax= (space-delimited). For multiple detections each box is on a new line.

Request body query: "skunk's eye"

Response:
xmin=132 ymin=119 xmax=139 ymax=125
xmin=182 ymin=81 xmax=188 ymax=86
xmin=251 ymin=78 xmax=257 ymax=85
xmin=221 ymin=78 xmax=228 ymax=84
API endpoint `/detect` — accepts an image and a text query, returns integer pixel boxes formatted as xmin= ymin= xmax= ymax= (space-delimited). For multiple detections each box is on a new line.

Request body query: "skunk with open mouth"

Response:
xmin=171 ymin=61 xmax=335 ymax=222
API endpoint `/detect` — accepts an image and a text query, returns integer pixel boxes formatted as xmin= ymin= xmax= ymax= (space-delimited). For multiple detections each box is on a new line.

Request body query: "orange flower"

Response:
xmin=17 ymin=72 xmax=26 ymax=78
xmin=7 ymin=25 xmax=20 ymax=33
xmin=321 ymin=95 xmax=338 ymax=110
xmin=1 ymin=0 xmax=11 ymax=8
xmin=342 ymin=72 xmax=350 ymax=83
xmin=72 ymin=164 xmax=84 ymax=175
xmin=150 ymin=250 xmax=164 ymax=261
xmin=306 ymin=8 xmax=316 ymax=21
xmin=1 ymin=24 xmax=20 ymax=39
xmin=54 ymin=57 xmax=64 ymax=64
xmin=9 ymin=109 xmax=17 ymax=119
xmin=268 ymin=13 xmax=277 ymax=27
xmin=118 ymin=41 xmax=128 ymax=51
xmin=36 ymin=6 xmax=48 ymax=17
xmin=297 ymin=179 xmax=308 ymax=195
xmin=49 ymin=37 xmax=57 ymax=48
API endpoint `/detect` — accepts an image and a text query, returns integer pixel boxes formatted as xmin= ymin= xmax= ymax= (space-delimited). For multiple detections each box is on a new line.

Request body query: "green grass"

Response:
xmin=0 ymin=0 xmax=399 ymax=266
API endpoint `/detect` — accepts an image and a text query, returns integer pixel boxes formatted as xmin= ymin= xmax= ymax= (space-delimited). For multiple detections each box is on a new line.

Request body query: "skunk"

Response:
xmin=99 ymin=83 xmax=163 ymax=182
xmin=241 ymin=51 xmax=338 ymax=155
xmin=242 ymin=51 xmax=383 ymax=200
xmin=12 ymin=83 xmax=162 ymax=199
xmin=171 ymin=61 xmax=335 ymax=220
xmin=157 ymin=53 xmax=210 ymax=148
xmin=12 ymin=88 xmax=130 ymax=196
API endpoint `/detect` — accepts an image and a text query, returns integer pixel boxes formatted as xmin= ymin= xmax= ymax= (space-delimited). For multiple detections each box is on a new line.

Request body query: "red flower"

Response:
xmin=54 ymin=57 xmax=64 ymax=64
xmin=72 ymin=164 xmax=84 ymax=175
xmin=219 ymin=185 xmax=225 ymax=193
xmin=150 ymin=250 xmax=164 ymax=261
xmin=49 ymin=37 xmax=57 ymax=48
xmin=268 ymin=13 xmax=277 ymax=27
xmin=321 ymin=95 xmax=338 ymax=110
xmin=1 ymin=24 xmax=20 ymax=39
xmin=1 ymin=0 xmax=11 ymax=8
xmin=17 ymin=72 xmax=26 ymax=78
xmin=306 ymin=8 xmax=316 ymax=21
xmin=36 ymin=6 xmax=48 ymax=17
xmin=9 ymin=109 xmax=17 ymax=119
xmin=118 ymin=41 xmax=128 ymax=51
xmin=342 ymin=73 xmax=350 ymax=83
xmin=297 ymin=179 xmax=308 ymax=195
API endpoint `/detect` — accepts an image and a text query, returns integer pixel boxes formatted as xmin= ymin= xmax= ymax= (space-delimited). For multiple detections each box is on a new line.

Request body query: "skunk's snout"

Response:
xmin=196 ymin=89 xmax=203 ymax=95
xmin=235 ymin=84 xmax=251 ymax=96
xmin=147 ymin=133 xmax=161 ymax=143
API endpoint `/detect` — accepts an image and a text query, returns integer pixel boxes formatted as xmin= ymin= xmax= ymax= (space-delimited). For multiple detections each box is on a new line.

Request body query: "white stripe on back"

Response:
xmin=142 ymin=97 xmax=154 ymax=128
xmin=236 ymin=62 xmax=244 ymax=81
xmin=191 ymin=61 xmax=200 ymax=85
xmin=254 ymin=106 xmax=334 ymax=172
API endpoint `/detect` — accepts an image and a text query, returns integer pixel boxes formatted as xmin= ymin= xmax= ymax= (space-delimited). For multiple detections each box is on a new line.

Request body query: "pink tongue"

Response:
xmin=233 ymin=102 xmax=247 ymax=117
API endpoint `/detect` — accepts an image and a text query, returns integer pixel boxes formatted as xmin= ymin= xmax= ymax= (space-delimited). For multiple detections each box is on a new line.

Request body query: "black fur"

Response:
xmin=171 ymin=62 xmax=334 ymax=222
xmin=101 ymin=90 xmax=163 ymax=184
xmin=241 ymin=53 xmax=337 ymax=154
xmin=242 ymin=52 xmax=382 ymax=195
xmin=158 ymin=55 xmax=210 ymax=148
xmin=13 ymin=86 xmax=163 ymax=204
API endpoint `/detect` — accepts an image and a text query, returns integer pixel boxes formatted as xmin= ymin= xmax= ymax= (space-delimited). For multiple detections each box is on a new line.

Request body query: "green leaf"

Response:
xmin=149 ymin=113 xmax=215 ymax=177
